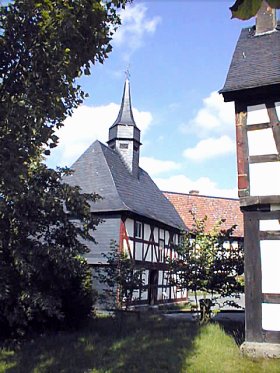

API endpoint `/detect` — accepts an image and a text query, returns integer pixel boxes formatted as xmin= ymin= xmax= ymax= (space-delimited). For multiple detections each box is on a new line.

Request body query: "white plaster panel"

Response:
xmin=154 ymin=228 xmax=158 ymax=242
xmin=165 ymin=231 xmax=170 ymax=244
xmin=158 ymin=270 xmax=163 ymax=284
xmin=145 ymin=246 xmax=151 ymax=262
xmin=128 ymin=238 xmax=133 ymax=250
xmin=250 ymin=163 xmax=280 ymax=196
xmin=123 ymin=239 xmax=129 ymax=255
xmin=133 ymin=289 xmax=139 ymax=300
xmin=247 ymin=104 xmax=269 ymax=125
xmin=248 ymin=128 xmax=277 ymax=156
xmin=142 ymin=270 xmax=149 ymax=285
xmin=135 ymin=242 xmax=142 ymax=260
xmin=262 ymin=303 xmax=280 ymax=331
xmin=144 ymin=224 xmax=150 ymax=241
xmin=141 ymin=290 xmax=148 ymax=300
xmin=271 ymin=204 xmax=280 ymax=211
xmin=125 ymin=218 xmax=134 ymax=237
xmin=152 ymin=245 xmax=158 ymax=263
xmin=159 ymin=229 xmax=164 ymax=240
xmin=162 ymin=289 xmax=168 ymax=300
xmin=260 ymin=220 xmax=280 ymax=231
xmin=260 ymin=240 xmax=280 ymax=293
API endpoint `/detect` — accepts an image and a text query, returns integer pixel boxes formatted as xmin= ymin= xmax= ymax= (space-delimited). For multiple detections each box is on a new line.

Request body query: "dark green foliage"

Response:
xmin=0 ymin=164 xmax=100 ymax=336
xmin=230 ymin=0 xmax=280 ymax=20
xmin=96 ymin=242 xmax=144 ymax=310
xmin=0 ymin=0 xmax=131 ymax=337
xmin=170 ymin=213 xmax=244 ymax=320
xmin=0 ymin=0 xmax=130 ymax=182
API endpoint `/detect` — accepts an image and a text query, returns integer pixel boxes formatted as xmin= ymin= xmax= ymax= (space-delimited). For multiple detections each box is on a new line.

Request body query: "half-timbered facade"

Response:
xmin=64 ymin=79 xmax=186 ymax=306
xmin=119 ymin=216 xmax=184 ymax=304
xmin=221 ymin=1 xmax=280 ymax=356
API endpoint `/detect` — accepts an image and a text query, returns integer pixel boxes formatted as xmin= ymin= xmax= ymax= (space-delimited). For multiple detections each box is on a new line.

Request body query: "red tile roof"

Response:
xmin=163 ymin=191 xmax=244 ymax=238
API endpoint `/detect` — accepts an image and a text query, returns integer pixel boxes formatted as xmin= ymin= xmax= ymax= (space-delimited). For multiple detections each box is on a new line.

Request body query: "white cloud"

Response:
xmin=140 ymin=156 xmax=180 ymax=176
xmin=48 ymin=103 xmax=152 ymax=167
xmin=183 ymin=135 xmax=236 ymax=162
xmin=154 ymin=174 xmax=237 ymax=198
xmin=182 ymin=91 xmax=235 ymax=137
xmin=113 ymin=3 xmax=161 ymax=60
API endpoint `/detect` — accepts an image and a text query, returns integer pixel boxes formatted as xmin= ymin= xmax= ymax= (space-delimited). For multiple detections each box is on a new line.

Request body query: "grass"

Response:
xmin=186 ymin=323 xmax=280 ymax=373
xmin=0 ymin=313 xmax=280 ymax=373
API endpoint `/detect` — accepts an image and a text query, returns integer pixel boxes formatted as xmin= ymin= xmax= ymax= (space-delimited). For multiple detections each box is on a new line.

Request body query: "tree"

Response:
xmin=96 ymin=242 xmax=144 ymax=311
xmin=0 ymin=0 xmax=130 ymax=183
xmin=230 ymin=0 xmax=280 ymax=20
xmin=0 ymin=163 xmax=104 ymax=336
xmin=169 ymin=213 xmax=244 ymax=322
xmin=0 ymin=0 xmax=131 ymax=337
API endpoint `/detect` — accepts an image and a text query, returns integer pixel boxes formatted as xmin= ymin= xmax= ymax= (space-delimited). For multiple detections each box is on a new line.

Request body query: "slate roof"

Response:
xmin=64 ymin=140 xmax=185 ymax=230
xmin=163 ymin=191 xmax=244 ymax=238
xmin=220 ymin=23 xmax=280 ymax=97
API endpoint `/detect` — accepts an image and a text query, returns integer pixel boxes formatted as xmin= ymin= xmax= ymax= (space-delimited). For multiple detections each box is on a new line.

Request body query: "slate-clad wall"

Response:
xmin=115 ymin=139 xmax=139 ymax=177
xmin=85 ymin=213 xmax=121 ymax=264
xmin=108 ymin=123 xmax=141 ymax=143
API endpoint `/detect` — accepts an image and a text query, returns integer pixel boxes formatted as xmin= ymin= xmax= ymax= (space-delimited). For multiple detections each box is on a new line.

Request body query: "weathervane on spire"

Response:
xmin=124 ymin=65 xmax=131 ymax=80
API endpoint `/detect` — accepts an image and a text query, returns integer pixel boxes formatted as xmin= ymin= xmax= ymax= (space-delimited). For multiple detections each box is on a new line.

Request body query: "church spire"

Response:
xmin=111 ymin=78 xmax=137 ymax=127
xmin=107 ymin=78 xmax=141 ymax=178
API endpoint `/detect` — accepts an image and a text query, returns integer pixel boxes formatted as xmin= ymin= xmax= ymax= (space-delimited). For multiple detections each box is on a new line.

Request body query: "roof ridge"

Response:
xmin=163 ymin=190 xmax=239 ymax=201
xmin=70 ymin=139 xmax=99 ymax=167
xmin=100 ymin=144 xmax=131 ymax=212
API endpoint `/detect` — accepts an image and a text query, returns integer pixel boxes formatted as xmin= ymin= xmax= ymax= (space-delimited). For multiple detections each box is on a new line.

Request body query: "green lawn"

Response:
xmin=0 ymin=314 xmax=280 ymax=373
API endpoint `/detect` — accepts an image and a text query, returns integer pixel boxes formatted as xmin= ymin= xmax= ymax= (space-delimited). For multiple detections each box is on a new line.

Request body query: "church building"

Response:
xmin=64 ymin=79 xmax=186 ymax=306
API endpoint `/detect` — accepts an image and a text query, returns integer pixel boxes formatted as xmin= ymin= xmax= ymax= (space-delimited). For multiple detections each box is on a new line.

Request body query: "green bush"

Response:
xmin=0 ymin=166 xmax=98 ymax=338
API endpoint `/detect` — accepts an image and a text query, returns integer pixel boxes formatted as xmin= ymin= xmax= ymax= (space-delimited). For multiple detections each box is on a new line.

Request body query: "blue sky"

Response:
xmin=47 ymin=0 xmax=258 ymax=198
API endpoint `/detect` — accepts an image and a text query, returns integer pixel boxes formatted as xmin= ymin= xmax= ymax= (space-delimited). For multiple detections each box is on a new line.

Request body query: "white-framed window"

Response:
xmin=135 ymin=221 xmax=142 ymax=238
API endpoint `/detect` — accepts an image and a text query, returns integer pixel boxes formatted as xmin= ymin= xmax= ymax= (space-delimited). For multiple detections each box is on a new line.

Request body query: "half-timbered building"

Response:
xmin=221 ymin=1 xmax=280 ymax=356
xmin=64 ymin=79 xmax=186 ymax=306
xmin=164 ymin=191 xmax=244 ymax=239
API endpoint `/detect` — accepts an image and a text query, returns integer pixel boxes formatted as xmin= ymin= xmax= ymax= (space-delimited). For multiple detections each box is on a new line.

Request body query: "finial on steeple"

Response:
xmin=124 ymin=65 xmax=131 ymax=80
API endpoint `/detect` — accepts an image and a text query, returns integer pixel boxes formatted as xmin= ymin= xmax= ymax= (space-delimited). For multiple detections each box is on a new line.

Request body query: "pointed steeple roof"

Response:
xmin=107 ymin=78 xmax=141 ymax=177
xmin=110 ymin=79 xmax=138 ymax=128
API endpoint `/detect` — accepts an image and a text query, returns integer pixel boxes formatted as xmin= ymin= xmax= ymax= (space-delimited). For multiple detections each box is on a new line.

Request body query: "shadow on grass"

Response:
xmin=1 ymin=314 xmax=200 ymax=373
xmin=214 ymin=314 xmax=245 ymax=346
